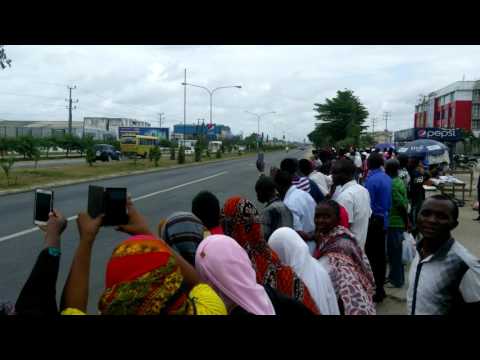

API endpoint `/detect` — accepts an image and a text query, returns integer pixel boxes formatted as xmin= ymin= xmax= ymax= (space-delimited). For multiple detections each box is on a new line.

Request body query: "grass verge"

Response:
xmin=0 ymin=152 xmax=255 ymax=190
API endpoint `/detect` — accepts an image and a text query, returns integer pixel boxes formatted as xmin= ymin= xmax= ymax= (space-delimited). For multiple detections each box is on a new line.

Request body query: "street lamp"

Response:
xmin=181 ymin=82 xmax=242 ymax=126
xmin=245 ymin=111 xmax=276 ymax=152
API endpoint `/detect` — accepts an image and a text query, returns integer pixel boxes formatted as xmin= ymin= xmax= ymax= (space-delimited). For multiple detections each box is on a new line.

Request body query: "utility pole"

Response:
xmin=183 ymin=69 xmax=186 ymax=148
xmin=383 ymin=112 xmax=391 ymax=142
xmin=66 ymin=85 xmax=78 ymax=136
xmin=158 ymin=112 xmax=164 ymax=128
xmin=371 ymin=117 xmax=376 ymax=135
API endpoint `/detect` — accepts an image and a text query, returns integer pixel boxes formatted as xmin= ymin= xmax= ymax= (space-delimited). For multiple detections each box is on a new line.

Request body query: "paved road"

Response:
xmin=0 ymin=149 xmax=306 ymax=313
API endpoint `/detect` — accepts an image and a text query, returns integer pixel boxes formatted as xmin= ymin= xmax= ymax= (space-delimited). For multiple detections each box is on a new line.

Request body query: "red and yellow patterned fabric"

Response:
xmin=222 ymin=197 xmax=320 ymax=314
xmin=99 ymin=235 xmax=194 ymax=315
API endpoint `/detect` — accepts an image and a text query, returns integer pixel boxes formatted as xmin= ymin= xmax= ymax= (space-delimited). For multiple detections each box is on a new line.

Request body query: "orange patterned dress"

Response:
xmin=222 ymin=197 xmax=320 ymax=314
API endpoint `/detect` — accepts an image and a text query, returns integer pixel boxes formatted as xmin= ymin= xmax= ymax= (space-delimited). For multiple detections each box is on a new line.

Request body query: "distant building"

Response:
xmin=414 ymin=80 xmax=480 ymax=136
xmin=84 ymin=117 xmax=151 ymax=140
xmin=0 ymin=120 xmax=84 ymax=138
xmin=172 ymin=123 xmax=232 ymax=140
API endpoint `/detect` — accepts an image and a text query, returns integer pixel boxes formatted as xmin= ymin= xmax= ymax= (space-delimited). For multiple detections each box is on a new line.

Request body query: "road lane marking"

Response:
xmin=132 ymin=171 xmax=228 ymax=201
xmin=0 ymin=171 xmax=228 ymax=244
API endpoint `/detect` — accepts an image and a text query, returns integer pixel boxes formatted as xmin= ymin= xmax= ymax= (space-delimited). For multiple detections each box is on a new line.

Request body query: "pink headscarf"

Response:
xmin=195 ymin=235 xmax=275 ymax=315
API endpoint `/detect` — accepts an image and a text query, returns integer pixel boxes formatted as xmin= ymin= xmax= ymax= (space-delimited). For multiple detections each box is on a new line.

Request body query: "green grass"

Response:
xmin=0 ymin=151 xmax=254 ymax=190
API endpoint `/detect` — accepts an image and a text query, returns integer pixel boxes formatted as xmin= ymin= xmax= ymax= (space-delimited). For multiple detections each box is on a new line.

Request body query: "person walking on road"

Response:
xmin=364 ymin=152 xmax=392 ymax=303
xmin=407 ymin=195 xmax=480 ymax=315
xmin=407 ymin=158 xmax=431 ymax=229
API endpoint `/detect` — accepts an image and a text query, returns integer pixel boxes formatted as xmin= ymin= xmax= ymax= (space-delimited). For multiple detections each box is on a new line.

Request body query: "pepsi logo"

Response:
xmin=418 ymin=129 xmax=426 ymax=137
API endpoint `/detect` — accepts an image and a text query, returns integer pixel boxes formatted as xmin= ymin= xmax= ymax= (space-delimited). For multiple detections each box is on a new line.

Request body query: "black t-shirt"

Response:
xmin=409 ymin=169 xmax=431 ymax=203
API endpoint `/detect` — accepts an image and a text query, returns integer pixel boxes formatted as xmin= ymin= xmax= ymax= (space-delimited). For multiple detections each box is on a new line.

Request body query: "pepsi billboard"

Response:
xmin=416 ymin=128 xmax=463 ymax=142
xmin=118 ymin=127 xmax=169 ymax=140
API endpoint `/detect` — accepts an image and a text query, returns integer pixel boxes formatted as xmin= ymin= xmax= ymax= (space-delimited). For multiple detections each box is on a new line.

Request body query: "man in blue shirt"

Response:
xmin=364 ymin=152 xmax=392 ymax=303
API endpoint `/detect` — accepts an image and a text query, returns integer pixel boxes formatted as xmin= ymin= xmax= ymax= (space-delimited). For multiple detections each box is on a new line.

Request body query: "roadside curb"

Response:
xmin=0 ymin=152 xmax=264 ymax=197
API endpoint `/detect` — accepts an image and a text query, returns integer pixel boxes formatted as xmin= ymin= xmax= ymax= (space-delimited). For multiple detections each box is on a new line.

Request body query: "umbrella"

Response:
xmin=375 ymin=143 xmax=395 ymax=151
xmin=397 ymin=139 xmax=448 ymax=158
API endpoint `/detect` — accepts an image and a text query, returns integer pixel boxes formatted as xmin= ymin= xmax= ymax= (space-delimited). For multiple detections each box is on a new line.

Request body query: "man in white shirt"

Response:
xmin=274 ymin=170 xmax=316 ymax=238
xmin=299 ymin=159 xmax=332 ymax=197
xmin=331 ymin=159 xmax=372 ymax=249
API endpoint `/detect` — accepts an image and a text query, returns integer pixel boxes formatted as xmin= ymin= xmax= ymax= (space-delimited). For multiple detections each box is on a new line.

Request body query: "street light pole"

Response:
xmin=245 ymin=111 xmax=276 ymax=153
xmin=181 ymin=82 xmax=242 ymax=126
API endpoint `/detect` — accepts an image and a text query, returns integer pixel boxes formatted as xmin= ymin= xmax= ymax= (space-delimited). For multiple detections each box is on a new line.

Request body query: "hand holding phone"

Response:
xmin=34 ymin=189 xmax=54 ymax=226
xmin=87 ymin=185 xmax=128 ymax=227
xmin=76 ymin=212 xmax=104 ymax=246
xmin=116 ymin=197 xmax=152 ymax=236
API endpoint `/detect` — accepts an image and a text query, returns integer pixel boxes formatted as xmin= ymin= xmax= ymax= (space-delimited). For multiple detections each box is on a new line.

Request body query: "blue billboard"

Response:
xmin=416 ymin=128 xmax=463 ymax=142
xmin=394 ymin=127 xmax=464 ymax=144
xmin=118 ymin=127 xmax=169 ymax=140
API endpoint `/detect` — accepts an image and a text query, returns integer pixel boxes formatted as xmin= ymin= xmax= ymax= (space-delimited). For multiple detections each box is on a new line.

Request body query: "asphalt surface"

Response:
xmin=0 ymin=149 xmax=305 ymax=313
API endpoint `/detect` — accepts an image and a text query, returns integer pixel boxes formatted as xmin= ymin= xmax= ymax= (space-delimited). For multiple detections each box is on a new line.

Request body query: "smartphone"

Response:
xmin=103 ymin=187 xmax=128 ymax=226
xmin=34 ymin=189 xmax=54 ymax=225
xmin=88 ymin=185 xmax=105 ymax=219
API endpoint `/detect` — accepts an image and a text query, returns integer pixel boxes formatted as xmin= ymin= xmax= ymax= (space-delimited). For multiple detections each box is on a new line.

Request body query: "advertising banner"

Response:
xmin=118 ymin=127 xmax=169 ymax=140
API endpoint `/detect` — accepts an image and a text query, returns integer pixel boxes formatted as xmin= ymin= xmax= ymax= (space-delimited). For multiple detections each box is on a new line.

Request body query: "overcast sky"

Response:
xmin=1 ymin=45 xmax=480 ymax=141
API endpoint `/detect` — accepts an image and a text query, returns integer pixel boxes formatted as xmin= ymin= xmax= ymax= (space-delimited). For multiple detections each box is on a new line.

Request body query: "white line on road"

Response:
xmin=0 ymin=171 xmax=228 ymax=244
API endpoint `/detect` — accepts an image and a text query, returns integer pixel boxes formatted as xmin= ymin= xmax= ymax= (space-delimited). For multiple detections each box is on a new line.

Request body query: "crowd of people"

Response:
xmin=1 ymin=147 xmax=480 ymax=316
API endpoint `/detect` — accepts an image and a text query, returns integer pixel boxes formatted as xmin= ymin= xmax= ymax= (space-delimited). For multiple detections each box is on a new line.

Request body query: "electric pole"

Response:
xmin=383 ymin=112 xmax=391 ymax=142
xmin=66 ymin=85 xmax=78 ymax=136
xmin=158 ymin=112 xmax=164 ymax=128
xmin=371 ymin=117 xmax=376 ymax=135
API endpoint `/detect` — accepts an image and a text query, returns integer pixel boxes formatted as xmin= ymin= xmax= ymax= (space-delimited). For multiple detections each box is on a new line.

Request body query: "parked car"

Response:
xmin=184 ymin=146 xmax=194 ymax=155
xmin=93 ymin=144 xmax=121 ymax=162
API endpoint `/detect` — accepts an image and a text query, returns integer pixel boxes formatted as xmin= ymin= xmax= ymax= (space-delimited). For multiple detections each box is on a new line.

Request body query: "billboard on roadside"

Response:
xmin=118 ymin=127 xmax=169 ymax=140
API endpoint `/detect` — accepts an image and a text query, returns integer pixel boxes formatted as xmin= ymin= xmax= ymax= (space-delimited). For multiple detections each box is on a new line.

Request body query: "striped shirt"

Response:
xmin=292 ymin=176 xmax=310 ymax=192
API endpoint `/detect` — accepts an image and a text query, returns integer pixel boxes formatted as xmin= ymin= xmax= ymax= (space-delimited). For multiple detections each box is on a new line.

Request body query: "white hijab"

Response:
xmin=269 ymin=227 xmax=340 ymax=315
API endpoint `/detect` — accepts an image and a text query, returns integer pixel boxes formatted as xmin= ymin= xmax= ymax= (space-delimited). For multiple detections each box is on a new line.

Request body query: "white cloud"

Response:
xmin=1 ymin=45 xmax=480 ymax=141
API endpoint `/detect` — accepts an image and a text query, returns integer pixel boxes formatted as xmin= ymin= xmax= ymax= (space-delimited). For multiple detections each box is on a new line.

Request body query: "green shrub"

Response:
xmin=149 ymin=146 xmax=161 ymax=167
xmin=178 ymin=146 xmax=185 ymax=164
xmin=194 ymin=144 xmax=202 ymax=162
xmin=216 ymin=150 xmax=222 ymax=159
xmin=0 ymin=157 xmax=15 ymax=186
xmin=170 ymin=146 xmax=176 ymax=160
xmin=85 ymin=146 xmax=96 ymax=167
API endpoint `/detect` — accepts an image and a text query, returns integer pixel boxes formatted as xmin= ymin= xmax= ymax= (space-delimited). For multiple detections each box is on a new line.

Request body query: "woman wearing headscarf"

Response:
xmin=195 ymin=235 xmax=275 ymax=315
xmin=313 ymin=200 xmax=376 ymax=315
xmin=222 ymin=196 xmax=320 ymax=314
xmin=159 ymin=211 xmax=207 ymax=266
xmin=60 ymin=199 xmax=227 ymax=315
xmin=268 ymin=227 xmax=340 ymax=315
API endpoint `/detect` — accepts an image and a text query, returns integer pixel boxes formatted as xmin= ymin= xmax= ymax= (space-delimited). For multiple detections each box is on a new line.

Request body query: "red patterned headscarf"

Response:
xmin=222 ymin=197 xmax=320 ymax=314
xmin=98 ymin=235 xmax=195 ymax=315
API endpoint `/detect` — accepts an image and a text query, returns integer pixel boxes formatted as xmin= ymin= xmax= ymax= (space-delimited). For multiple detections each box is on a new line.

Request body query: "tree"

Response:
xmin=149 ymin=145 xmax=161 ymax=167
xmin=16 ymin=136 xmax=40 ymax=160
xmin=216 ymin=149 xmax=222 ymax=159
xmin=82 ymin=135 xmax=96 ymax=166
xmin=194 ymin=143 xmax=202 ymax=162
xmin=170 ymin=146 xmax=176 ymax=160
xmin=310 ymin=89 xmax=369 ymax=147
xmin=0 ymin=46 xmax=12 ymax=70
xmin=0 ymin=157 xmax=15 ymax=186
xmin=178 ymin=146 xmax=185 ymax=164
xmin=0 ymin=137 xmax=16 ymax=158
xmin=159 ymin=139 xmax=172 ymax=148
